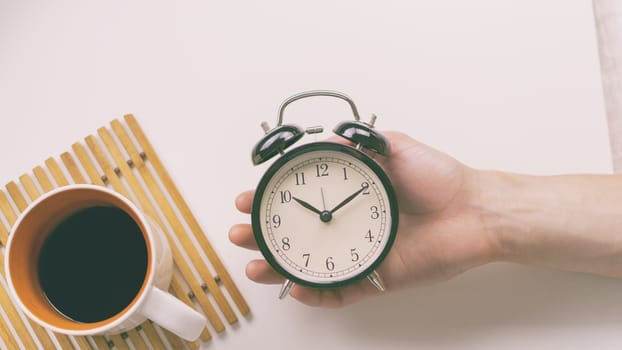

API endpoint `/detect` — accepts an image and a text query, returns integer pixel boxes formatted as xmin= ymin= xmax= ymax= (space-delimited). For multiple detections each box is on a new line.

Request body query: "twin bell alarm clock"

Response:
xmin=250 ymin=90 xmax=399 ymax=299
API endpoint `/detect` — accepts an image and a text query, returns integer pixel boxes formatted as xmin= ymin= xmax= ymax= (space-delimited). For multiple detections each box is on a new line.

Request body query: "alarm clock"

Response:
xmin=251 ymin=91 xmax=399 ymax=299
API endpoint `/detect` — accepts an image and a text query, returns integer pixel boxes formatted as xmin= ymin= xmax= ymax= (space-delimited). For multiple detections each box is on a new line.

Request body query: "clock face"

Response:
xmin=252 ymin=142 xmax=398 ymax=288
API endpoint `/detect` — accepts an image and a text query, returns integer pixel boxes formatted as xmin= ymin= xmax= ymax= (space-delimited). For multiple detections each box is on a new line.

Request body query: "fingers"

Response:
xmin=235 ymin=190 xmax=254 ymax=214
xmin=228 ymin=224 xmax=258 ymax=250
xmin=289 ymin=286 xmax=341 ymax=308
xmin=231 ymin=190 xmax=257 ymax=249
xmin=245 ymin=260 xmax=284 ymax=284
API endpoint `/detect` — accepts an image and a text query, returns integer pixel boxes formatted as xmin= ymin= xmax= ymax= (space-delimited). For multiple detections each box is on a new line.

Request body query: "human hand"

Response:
xmin=229 ymin=131 xmax=497 ymax=307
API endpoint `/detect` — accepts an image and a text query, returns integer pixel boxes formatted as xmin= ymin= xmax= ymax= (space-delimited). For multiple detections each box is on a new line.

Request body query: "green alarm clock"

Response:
xmin=251 ymin=91 xmax=399 ymax=299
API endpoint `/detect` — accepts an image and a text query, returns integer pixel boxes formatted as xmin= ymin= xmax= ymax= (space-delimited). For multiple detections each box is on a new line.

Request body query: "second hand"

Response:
xmin=321 ymin=187 xmax=327 ymax=211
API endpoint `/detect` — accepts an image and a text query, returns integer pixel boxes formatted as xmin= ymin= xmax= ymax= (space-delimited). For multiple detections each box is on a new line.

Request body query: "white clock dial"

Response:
xmin=257 ymin=146 xmax=393 ymax=285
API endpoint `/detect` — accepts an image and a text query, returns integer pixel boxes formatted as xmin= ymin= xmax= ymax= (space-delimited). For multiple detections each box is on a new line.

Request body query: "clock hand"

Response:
xmin=292 ymin=196 xmax=323 ymax=215
xmin=329 ymin=183 xmax=369 ymax=215
xmin=320 ymin=187 xmax=327 ymax=210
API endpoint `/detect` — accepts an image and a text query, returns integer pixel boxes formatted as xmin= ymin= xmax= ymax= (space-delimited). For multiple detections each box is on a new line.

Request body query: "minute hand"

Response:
xmin=329 ymin=184 xmax=369 ymax=214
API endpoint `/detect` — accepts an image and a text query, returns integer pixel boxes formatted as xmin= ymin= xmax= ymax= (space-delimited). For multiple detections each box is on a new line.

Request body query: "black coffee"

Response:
xmin=38 ymin=206 xmax=148 ymax=323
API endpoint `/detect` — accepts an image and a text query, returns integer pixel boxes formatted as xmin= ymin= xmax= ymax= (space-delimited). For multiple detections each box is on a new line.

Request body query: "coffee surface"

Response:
xmin=38 ymin=206 xmax=148 ymax=323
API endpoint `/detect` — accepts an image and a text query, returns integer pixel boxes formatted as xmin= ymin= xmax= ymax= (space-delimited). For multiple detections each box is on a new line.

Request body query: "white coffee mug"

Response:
xmin=4 ymin=184 xmax=207 ymax=341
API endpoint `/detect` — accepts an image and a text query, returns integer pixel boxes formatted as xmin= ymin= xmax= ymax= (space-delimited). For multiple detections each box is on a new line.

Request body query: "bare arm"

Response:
xmin=480 ymin=171 xmax=622 ymax=278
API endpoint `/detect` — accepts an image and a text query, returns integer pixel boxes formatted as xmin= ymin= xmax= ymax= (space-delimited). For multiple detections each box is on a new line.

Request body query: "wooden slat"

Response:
xmin=64 ymin=152 xmax=89 ymax=186
xmin=0 ymin=190 xmax=13 ymax=246
xmin=125 ymin=329 xmax=147 ymax=350
xmin=73 ymin=336 xmax=94 ymax=350
xmin=110 ymin=121 xmax=236 ymax=325
xmin=124 ymin=114 xmax=250 ymax=316
xmin=55 ymin=332 xmax=78 ymax=350
xmin=185 ymin=338 xmax=200 ymax=350
xmin=19 ymin=174 xmax=40 ymax=201
xmin=97 ymin=127 xmax=224 ymax=332
xmin=45 ymin=157 xmax=70 ymax=187
xmin=33 ymin=166 xmax=55 ymax=193
xmin=0 ymin=315 xmax=21 ymax=350
xmin=0 ymin=190 xmax=18 ymax=226
xmin=161 ymin=328 xmax=189 ymax=350
xmin=170 ymin=274 xmax=211 ymax=342
xmin=0 ymin=209 xmax=8 ymax=245
xmin=139 ymin=323 xmax=166 ymax=350
xmin=5 ymin=182 xmax=28 ymax=212
xmin=61 ymin=152 xmax=86 ymax=184
xmin=109 ymin=334 xmax=129 ymax=350
xmin=72 ymin=143 xmax=106 ymax=186
xmin=122 ymin=330 xmax=146 ymax=348
xmin=0 ymin=240 xmax=7 ymax=277
xmin=92 ymin=336 xmax=110 ymax=350
xmin=85 ymin=136 xmax=130 ymax=198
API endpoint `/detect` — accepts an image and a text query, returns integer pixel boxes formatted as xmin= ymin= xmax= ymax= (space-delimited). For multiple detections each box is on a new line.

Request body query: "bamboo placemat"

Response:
xmin=0 ymin=115 xmax=250 ymax=349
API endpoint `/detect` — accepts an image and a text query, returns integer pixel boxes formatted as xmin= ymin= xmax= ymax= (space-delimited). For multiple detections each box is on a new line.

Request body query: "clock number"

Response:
xmin=295 ymin=172 xmax=306 ymax=185
xmin=350 ymin=248 xmax=359 ymax=262
xmin=361 ymin=182 xmax=370 ymax=195
xmin=281 ymin=237 xmax=291 ymax=251
xmin=365 ymin=229 xmax=375 ymax=242
xmin=325 ymin=257 xmax=335 ymax=271
xmin=279 ymin=190 xmax=292 ymax=203
xmin=370 ymin=206 xmax=379 ymax=219
xmin=315 ymin=163 xmax=328 ymax=177
xmin=343 ymin=167 xmax=348 ymax=180
xmin=272 ymin=214 xmax=281 ymax=228
xmin=303 ymin=253 xmax=310 ymax=267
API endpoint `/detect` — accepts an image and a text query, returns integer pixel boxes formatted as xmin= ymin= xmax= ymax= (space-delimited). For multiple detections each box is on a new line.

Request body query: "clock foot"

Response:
xmin=367 ymin=270 xmax=386 ymax=292
xmin=278 ymin=279 xmax=295 ymax=299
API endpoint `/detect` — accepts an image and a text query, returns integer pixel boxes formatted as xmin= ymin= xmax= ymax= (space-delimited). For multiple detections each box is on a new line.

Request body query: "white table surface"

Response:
xmin=1 ymin=1 xmax=620 ymax=349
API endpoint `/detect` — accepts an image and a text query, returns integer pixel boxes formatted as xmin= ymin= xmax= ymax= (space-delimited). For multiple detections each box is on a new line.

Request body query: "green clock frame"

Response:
xmin=251 ymin=141 xmax=399 ymax=289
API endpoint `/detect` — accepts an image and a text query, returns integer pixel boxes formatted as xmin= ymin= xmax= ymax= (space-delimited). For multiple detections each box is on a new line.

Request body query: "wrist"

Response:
xmin=473 ymin=169 xmax=533 ymax=263
xmin=474 ymin=170 xmax=622 ymax=277
xmin=454 ymin=167 xmax=509 ymax=267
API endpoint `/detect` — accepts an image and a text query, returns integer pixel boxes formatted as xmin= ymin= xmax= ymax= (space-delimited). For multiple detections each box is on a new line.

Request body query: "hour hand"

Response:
xmin=292 ymin=196 xmax=322 ymax=215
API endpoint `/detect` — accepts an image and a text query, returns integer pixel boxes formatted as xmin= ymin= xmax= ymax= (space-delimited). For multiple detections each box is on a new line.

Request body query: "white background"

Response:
xmin=0 ymin=1 xmax=620 ymax=349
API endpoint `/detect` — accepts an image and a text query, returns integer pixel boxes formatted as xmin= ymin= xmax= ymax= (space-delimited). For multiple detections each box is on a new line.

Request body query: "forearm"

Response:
xmin=478 ymin=170 xmax=622 ymax=278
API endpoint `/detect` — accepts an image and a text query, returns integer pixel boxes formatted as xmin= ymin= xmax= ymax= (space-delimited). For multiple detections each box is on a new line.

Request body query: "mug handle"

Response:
xmin=139 ymin=286 xmax=206 ymax=341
